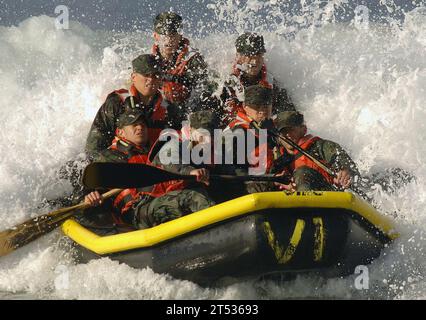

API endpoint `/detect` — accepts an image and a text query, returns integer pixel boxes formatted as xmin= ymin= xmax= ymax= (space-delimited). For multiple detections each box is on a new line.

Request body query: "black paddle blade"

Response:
xmin=83 ymin=162 xmax=188 ymax=189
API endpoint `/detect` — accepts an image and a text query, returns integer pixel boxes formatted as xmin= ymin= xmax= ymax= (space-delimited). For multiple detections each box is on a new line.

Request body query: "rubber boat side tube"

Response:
xmin=62 ymin=191 xmax=399 ymax=255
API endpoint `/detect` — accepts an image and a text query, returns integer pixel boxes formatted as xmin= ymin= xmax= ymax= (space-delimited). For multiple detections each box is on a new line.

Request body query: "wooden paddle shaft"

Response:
xmin=250 ymin=121 xmax=336 ymax=177
xmin=46 ymin=188 xmax=123 ymax=217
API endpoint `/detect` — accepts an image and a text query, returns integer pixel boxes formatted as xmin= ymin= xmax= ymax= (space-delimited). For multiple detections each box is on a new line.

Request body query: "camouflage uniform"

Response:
xmin=90 ymin=109 xmax=212 ymax=229
xmin=152 ymin=12 xmax=220 ymax=115
xmin=293 ymin=140 xmax=359 ymax=191
xmin=223 ymin=85 xmax=279 ymax=194
xmin=96 ymin=140 xmax=149 ymax=164
xmin=96 ymin=139 xmax=214 ymax=229
xmin=220 ymin=32 xmax=296 ymax=119
xmin=271 ymin=111 xmax=360 ymax=191
xmin=134 ymin=189 xmax=214 ymax=228
xmin=85 ymin=54 xmax=181 ymax=160
xmin=135 ymin=111 xmax=219 ymax=227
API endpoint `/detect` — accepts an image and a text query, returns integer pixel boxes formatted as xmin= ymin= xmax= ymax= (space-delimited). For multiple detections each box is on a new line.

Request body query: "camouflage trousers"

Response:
xmin=133 ymin=188 xmax=216 ymax=229
xmin=243 ymin=166 xmax=334 ymax=194
xmin=293 ymin=167 xmax=334 ymax=191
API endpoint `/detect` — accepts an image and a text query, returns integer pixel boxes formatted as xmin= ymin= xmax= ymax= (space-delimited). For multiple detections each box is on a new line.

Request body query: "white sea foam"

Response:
xmin=0 ymin=2 xmax=425 ymax=299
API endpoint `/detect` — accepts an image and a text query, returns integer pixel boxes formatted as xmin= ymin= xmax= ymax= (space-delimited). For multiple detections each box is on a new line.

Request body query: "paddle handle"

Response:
xmin=82 ymin=188 xmax=123 ymax=209
xmin=274 ymin=132 xmax=336 ymax=177
xmin=179 ymin=174 xmax=290 ymax=184
xmin=98 ymin=188 xmax=123 ymax=201
xmin=51 ymin=188 xmax=123 ymax=216
xmin=249 ymin=121 xmax=337 ymax=178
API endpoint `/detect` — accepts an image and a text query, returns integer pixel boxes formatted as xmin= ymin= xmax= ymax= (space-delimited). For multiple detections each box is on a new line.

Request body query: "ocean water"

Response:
xmin=0 ymin=0 xmax=425 ymax=299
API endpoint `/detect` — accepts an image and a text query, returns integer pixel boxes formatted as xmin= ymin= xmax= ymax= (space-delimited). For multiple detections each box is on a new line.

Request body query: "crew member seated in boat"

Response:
xmin=85 ymin=54 xmax=181 ymax=160
xmin=220 ymin=32 xmax=296 ymax=123
xmin=151 ymin=110 xmax=237 ymax=203
xmin=271 ymin=111 xmax=360 ymax=191
xmin=151 ymin=12 xmax=220 ymax=114
xmin=223 ymin=85 xmax=279 ymax=194
xmin=85 ymin=109 xmax=215 ymax=229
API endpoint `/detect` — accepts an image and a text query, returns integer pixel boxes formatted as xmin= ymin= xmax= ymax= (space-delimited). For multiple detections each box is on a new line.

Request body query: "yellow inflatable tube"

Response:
xmin=62 ymin=191 xmax=399 ymax=255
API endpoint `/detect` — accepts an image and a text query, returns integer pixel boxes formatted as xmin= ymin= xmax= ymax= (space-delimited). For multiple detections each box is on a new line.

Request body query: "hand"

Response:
xmin=278 ymin=136 xmax=296 ymax=155
xmin=333 ymin=169 xmax=352 ymax=189
xmin=84 ymin=191 xmax=103 ymax=207
xmin=274 ymin=171 xmax=296 ymax=191
xmin=190 ymin=168 xmax=210 ymax=186
xmin=277 ymin=182 xmax=296 ymax=191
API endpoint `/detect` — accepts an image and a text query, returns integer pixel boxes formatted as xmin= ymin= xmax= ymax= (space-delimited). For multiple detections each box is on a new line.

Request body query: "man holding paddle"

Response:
xmin=223 ymin=85 xmax=280 ymax=194
xmin=85 ymin=109 xmax=215 ymax=229
xmin=151 ymin=110 xmax=242 ymax=203
xmin=271 ymin=111 xmax=360 ymax=191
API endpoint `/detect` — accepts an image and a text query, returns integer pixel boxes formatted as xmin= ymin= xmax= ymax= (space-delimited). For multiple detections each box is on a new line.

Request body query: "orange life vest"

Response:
xmin=112 ymin=85 xmax=168 ymax=145
xmin=291 ymin=135 xmax=334 ymax=184
xmin=146 ymin=127 xmax=199 ymax=193
xmin=109 ymin=138 xmax=170 ymax=217
xmin=152 ymin=38 xmax=200 ymax=104
xmin=232 ymin=63 xmax=273 ymax=89
xmin=225 ymin=64 xmax=274 ymax=117
xmin=227 ymin=112 xmax=274 ymax=174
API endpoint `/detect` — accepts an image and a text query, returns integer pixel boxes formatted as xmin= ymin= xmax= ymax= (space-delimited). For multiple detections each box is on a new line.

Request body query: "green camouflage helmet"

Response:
xmin=132 ymin=54 xmax=162 ymax=76
xmin=189 ymin=110 xmax=217 ymax=131
xmin=117 ymin=109 xmax=146 ymax=128
xmin=244 ymin=85 xmax=272 ymax=108
xmin=235 ymin=32 xmax=266 ymax=56
xmin=154 ymin=12 xmax=182 ymax=35
xmin=275 ymin=111 xmax=304 ymax=131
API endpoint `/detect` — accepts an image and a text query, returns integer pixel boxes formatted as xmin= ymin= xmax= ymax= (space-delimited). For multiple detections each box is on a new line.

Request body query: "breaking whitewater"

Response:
xmin=0 ymin=2 xmax=425 ymax=299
